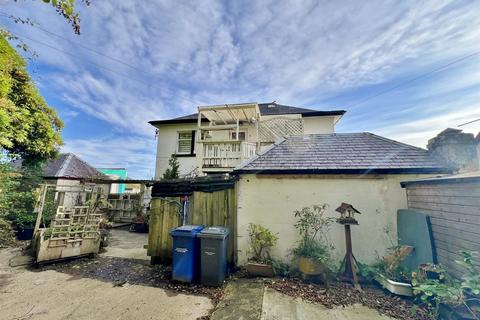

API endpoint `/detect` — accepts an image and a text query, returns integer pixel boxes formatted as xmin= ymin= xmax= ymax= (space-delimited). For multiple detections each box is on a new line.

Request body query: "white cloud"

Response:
xmin=62 ymin=135 xmax=157 ymax=179
xmin=2 ymin=0 xmax=480 ymax=177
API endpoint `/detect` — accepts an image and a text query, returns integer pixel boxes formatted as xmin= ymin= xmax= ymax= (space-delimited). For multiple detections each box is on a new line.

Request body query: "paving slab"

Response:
xmin=261 ymin=287 xmax=394 ymax=320
xmin=102 ymin=229 xmax=149 ymax=260
xmin=211 ymin=278 xmax=265 ymax=320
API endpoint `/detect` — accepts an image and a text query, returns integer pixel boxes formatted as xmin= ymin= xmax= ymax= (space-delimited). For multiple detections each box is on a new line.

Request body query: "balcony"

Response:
xmin=202 ymin=141 xmax=257 ymax=172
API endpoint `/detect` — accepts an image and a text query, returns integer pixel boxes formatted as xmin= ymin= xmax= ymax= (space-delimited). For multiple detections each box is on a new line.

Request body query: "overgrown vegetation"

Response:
xmin=292 ymin=204 xmax=335 ymax=270
xmin=0 ymin=33 xmax=65 ymax=244
xmin=162 ymin=154 xmax=180 ymax=180
xmin=247 ymin=223 xmax=278 ymax=264
xmin=412 ymin=251 xmax=480 ymax=319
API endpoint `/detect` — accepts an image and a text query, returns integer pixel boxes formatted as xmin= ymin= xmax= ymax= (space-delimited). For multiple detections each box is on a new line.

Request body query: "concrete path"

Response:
xmin=102 ymin=228 xmax=149 ymax=260
xmin=211 ymin=278 xmax=264 ymax=320
xmin=262 ymin=287 xmax=394 ymax=320
xmin=212 ymin=279 xmax=395 ymax=320
xmin=0 ymin=247 xmax=212 ymax=320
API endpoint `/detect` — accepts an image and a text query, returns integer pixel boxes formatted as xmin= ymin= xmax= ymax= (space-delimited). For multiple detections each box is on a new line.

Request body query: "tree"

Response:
xmin=13 ymin=0 xmax=91 ymax=35
xmin=162 ymin=154 xmax=180 ymax=180
xmin=0 ymin=34 xmax=63 ymax=162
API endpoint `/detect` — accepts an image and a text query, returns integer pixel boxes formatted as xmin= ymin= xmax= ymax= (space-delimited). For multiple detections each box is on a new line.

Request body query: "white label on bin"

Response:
xmin=205 ymin=251 xmax=215 ymax=256
xmin=175 ymin=247 xmax=188 ymax=253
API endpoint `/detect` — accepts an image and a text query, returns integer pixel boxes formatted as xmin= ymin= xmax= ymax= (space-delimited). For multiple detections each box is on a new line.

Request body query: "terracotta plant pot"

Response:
xmin=246 ymin=262 xmax=275 ymax=277
xmin=298 ymin=257 xmax=325 ymax=275
xmin=375 ymin=273 xmax=413 ymax=297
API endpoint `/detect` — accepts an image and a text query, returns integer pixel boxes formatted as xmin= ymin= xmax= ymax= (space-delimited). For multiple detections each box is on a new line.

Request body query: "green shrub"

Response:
xmin=247 ymin=223 xmax=278 ymax=263
xmin=292 ymin=204 xmax=335 ymax=269
xmin=0 ymin=218 xmax=14 ymax=247
xmin=412 ymin=251 xmax=480 ymax=318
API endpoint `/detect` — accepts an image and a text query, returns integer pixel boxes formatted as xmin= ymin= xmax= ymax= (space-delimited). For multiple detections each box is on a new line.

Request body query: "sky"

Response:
xmin=1 ymin=0 xmax=480 ymax=178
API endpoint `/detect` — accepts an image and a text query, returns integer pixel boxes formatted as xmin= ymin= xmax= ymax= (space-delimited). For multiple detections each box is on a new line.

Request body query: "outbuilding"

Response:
xmin=234 ymin=133 xmax=450 ymax=264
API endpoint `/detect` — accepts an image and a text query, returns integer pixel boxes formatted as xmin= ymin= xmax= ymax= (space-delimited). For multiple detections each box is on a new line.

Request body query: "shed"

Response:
xmin=401 ymin=171 xmax=480 ymax=277
xmin=233 ymin=133 xmax=450 ymax=265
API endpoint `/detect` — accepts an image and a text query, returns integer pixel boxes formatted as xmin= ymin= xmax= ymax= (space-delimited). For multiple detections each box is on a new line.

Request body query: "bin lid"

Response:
xmin=170 ymin=225 xmax=204 ymax=237
xmin=198 ymin=226 xmax=230 ymax=239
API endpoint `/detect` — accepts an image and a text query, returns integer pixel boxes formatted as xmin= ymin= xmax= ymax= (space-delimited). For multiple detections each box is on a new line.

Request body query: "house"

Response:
xmin=233 ymin=133 xmax=449 ymax=264
xmin=42 ymin=153 xmax=110 ymax=207
xmin=148 ymin=103 xmax=450 ymax=264
xmin=149 ymin=102 xmax=345 ymax=177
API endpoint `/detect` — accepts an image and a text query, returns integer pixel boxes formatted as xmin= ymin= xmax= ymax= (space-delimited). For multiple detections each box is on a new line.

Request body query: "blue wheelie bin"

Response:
xmin=170 ymin=225 xmax=204 ymax=283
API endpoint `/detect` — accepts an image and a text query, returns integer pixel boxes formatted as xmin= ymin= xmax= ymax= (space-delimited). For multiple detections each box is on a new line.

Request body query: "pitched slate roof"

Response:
xmin=235 ymin=133 xmax=451 ymax=174
xmin=149 ymin=102 xmax=345 ymax=126
xmin=43 ymin=153 xmax=107 ymax=179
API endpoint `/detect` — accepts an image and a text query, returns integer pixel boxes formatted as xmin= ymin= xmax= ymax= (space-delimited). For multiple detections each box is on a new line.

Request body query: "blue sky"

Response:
xmin=1 ymin=0 xmax=480 ymax=178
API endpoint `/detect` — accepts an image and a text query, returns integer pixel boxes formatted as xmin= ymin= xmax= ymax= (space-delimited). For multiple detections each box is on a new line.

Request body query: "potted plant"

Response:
xmin=15 ymin=211 xmax=37 ymax=240
xmin=413 ymin=251 xmax=480 ymax=319
xmin=246 ymin=223 xmax=278 ymax=277
xmin=367 ymin=225 xmax=414 ymax=296
xmin=292 ymin=204 xmax=335 ymax=282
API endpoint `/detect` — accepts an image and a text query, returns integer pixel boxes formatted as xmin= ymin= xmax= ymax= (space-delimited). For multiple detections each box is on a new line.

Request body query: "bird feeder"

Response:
xmin=336 ymin=202 xmax=361 ymax=225
xmin=336 ymin=202 xmax=362 ymax=290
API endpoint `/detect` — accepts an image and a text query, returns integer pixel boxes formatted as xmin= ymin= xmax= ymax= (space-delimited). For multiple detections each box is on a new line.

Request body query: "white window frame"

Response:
xmin=176 ymin=131 xmax=194 ymax=155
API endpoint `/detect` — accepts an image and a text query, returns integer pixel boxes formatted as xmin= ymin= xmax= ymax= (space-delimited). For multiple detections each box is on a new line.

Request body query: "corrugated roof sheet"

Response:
xmin=235 ymin=133 xmax=450 ymax=174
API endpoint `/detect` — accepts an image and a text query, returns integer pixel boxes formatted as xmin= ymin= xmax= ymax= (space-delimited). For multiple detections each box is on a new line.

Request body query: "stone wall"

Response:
xmin=427 ymin=128 xmax=479 ymax=172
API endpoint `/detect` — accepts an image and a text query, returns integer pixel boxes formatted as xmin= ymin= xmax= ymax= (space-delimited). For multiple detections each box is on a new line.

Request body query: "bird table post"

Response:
xmin=336 ymin=202 xmax=362 ymax=291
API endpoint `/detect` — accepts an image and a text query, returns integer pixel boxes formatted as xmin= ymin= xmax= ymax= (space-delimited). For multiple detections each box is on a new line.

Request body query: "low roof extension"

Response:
xmin=43 ymin=153 xmax=107 ymax=180
xmin=149 ymin=102 xmax=346 ymax=126
xmin=234 ymin=133 xmax=451 ymax=175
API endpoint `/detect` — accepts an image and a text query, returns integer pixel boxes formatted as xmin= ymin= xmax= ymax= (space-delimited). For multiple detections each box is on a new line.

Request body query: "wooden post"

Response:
xmin=338 ymin=223 xmax=361 ymax=290
xmin=33 ymin=184 xmax=49 ymax=234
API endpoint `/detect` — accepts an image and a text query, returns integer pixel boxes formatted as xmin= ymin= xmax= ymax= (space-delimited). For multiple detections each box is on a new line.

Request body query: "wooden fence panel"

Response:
xmin=405 ymin=180 xmax=480 ymax=277
xmin=147 ymin=187 xmax=237 ymax=265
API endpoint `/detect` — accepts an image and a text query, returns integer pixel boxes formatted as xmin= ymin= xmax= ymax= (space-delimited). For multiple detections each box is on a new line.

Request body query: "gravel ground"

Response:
xmin=265 ymin=278 xmax=433 ymax=320
xmin=36 ymin=256 xmax=225 ymax=307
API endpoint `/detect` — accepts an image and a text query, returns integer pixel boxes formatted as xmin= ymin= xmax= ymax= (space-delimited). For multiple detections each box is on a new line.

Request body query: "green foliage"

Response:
xmin=412 ymin=251 xmax=480 ymax=318
xmin=364 ymin=224 xmax=413 ymax=283
xmin=457 ymin=251 xmax=480 ymax=296
xmin=0 ymin=35 xmax=63 ymax=161
xmin=38 ymin=0 xmax=91 ymax=34
xmin=271 ymin=260 xmax=298 ymax=278
xmin=247 ymin=223 xmax=278 ymax=263
xmin=0 ymin=162 xmax=41 ymax=236
xmin=371 ymin=258 xmax=412 ymax=283
xmin=0 ymin=218 xmax=15 ymax=247
xmin=162 ymin=154 xmax=180 ymax=180
xmin=292 ymin=204 xmax=335 ymax=267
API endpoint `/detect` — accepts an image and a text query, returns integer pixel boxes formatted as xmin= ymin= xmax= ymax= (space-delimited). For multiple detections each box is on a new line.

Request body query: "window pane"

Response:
xmin=177 ymin=131 xmax=192 ymax=153
xmin=178 ymin=132 xmax=192 ymax=140
xmin=232 ymin=132 xmax=246 ymax=140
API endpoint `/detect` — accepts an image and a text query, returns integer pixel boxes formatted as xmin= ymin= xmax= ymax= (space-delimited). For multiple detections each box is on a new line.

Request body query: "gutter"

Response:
xmin=234 ymin=167 xmax=453 ymax=175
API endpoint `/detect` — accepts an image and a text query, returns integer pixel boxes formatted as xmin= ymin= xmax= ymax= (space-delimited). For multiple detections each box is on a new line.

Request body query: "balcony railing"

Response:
xmin=202 ymin=140 xmax=257 ymax=171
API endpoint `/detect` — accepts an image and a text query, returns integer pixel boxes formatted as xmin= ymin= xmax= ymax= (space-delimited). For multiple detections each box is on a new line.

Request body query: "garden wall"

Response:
xmin=236 ymin=173 xmax=432 ymax=265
